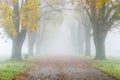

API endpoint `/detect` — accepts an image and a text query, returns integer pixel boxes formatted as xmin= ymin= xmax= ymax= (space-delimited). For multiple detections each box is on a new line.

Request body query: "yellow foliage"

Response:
xmin=21 ymin=0 xmax=40 ymax=32
xmin=30 ymin=27 xmax=36 ymax=32
xmin=113 ymin=1 xmax=120 ymax=7
xmin=95 ymin=0 xmax=110 ymax=9
xmin=0 ymin=3 xmax=8 ymax=9
xmin=96 ymin=2 xmax=103 ymax=9
xmin=116 ymin=10 xmax=120 ymax=16
xmin=12 ymin=30 xmax=17 ymax=36
xmin=0 ymin=0 xmax=40 ymax=37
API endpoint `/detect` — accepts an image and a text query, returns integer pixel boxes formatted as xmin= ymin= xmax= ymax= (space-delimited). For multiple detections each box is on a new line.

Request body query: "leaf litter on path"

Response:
xmin=14 ymin=56 xmax=116 ymax=80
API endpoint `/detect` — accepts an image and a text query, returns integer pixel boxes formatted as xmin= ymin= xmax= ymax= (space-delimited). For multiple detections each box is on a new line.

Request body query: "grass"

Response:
xmin=89 ymin=59 xmax=120 ymax=80
xmin=0 ymin=61 xmax=32 ymax=80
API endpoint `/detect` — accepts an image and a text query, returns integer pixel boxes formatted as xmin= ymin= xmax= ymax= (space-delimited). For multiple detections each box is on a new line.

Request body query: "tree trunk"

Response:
xmin=93 ymin=27 xmax=107 ymax=60
xmin=28 ymin=32 xmax=36 ymax=56
xmin=11 ymin=39 xmax=23 ymax=60
xmin=85 ymin=28 xmax=91 ymax=56
xmin=35 ymin=33 xmax=41 ymax=54
xmin=11 ymin=30 xmax=27 ymax=60
xmin=28 ymin=42 xmax=34 ymax=56
xmin=78 ymin=28 xmax=85 ymax=54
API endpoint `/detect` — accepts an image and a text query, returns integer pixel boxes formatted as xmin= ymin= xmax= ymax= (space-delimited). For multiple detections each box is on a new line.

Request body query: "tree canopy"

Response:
xmin=0 ymin=0 xmax=40 ymax=37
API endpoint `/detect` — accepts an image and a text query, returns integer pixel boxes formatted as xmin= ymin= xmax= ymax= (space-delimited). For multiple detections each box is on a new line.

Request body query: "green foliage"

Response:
xmin=0 ymin=61 xmax=32 ymax=80
xmin=89 ymin=60 xmax=120 ymax=80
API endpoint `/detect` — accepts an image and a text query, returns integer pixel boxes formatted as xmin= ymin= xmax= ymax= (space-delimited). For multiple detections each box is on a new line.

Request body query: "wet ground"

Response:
xmin=15 ymin=56 xmax=116 ymax=80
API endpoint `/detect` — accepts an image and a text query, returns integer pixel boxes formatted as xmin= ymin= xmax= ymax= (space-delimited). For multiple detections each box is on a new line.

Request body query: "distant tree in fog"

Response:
xmin=72 ymin=0 xmax=92 ymax=56
xmin=28 ymin=0 xmax=70 ymax=55
xmin=83 ymin=12 xmax=92 ymax=56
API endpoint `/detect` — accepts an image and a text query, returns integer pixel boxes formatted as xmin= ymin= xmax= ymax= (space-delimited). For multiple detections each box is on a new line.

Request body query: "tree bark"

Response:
xmin=11 ymin=39 xmax=22 ymax=60
xmin=11 ymin=30 xmax=27 ymax=60
xmin=93 ymin=26 xmax=107 ymax=60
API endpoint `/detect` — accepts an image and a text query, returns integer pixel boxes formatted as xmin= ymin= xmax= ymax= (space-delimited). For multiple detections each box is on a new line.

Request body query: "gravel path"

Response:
xmin=15 ymin=56 xmax=116 ymax=80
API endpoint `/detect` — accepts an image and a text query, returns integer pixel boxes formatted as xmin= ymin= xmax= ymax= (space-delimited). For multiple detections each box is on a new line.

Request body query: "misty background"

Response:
xmin=0 ymin=0 xmax=120 ymax=61
xmin=0 ymin=22 xmax=120 ymax=62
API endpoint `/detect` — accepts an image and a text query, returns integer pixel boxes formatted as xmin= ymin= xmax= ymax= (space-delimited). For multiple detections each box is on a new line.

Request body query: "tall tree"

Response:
xmin=0 ymin=0 xmax=40 ymax=60
xmin=84 ymin=0 xmax=120 ymax=59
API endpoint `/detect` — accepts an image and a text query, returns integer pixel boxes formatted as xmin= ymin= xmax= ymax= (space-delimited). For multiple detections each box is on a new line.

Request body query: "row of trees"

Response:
xmin=0 ymin=0 xmax=67 ymax=60
xmin=0 ymin=0 xmax=119 ymax=60
xmin=72 ymin=0 xmax=120 ymax=59
xmin=85 ymin=0 xmax=120 ymax=59
xmin=0 ymin=0 xmax=68 ymax=60
xmin=27 ymin=0 xmax=66 ymax=56
xmin=36 ymin=0 xmax=120 ymax=60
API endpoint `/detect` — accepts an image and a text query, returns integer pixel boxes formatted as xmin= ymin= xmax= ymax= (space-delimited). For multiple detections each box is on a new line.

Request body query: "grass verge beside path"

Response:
xmin=0 ymin=61 xmax=32 ymax=80
xmin=89 ymin=60 xmax=120 ymax=80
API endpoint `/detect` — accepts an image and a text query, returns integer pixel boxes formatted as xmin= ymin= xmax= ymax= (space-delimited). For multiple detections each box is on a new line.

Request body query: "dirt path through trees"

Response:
xmin=15 ymin=56 xmax=116 ymax=80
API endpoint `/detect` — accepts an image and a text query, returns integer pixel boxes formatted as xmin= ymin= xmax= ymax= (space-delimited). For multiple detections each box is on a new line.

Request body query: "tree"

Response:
xmin=28 ymin=32 xmax=37 ymax=56
xmin=71 ymin=0 xmax=92 ymax=55
xmin=0 ymin=0 xmax=40 ymax=60
xmin=31 ymin=0 xmax=66 ymax=55
xmin=84 ymin=0 xmax=120 ymax=59
xmin=83 ymin=12 xmax=92 ymax=56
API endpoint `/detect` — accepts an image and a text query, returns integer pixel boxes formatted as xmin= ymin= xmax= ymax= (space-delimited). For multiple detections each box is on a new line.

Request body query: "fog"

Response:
xmin=0 ymin=0 xmax=120 ymax=61
xmin=39 ymin=11 xmax=76 ymax=56
xmin=1 ymin=1 xmax=120 ymax=80
xmin=0 ymin=20 xmax=120 ymax=61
